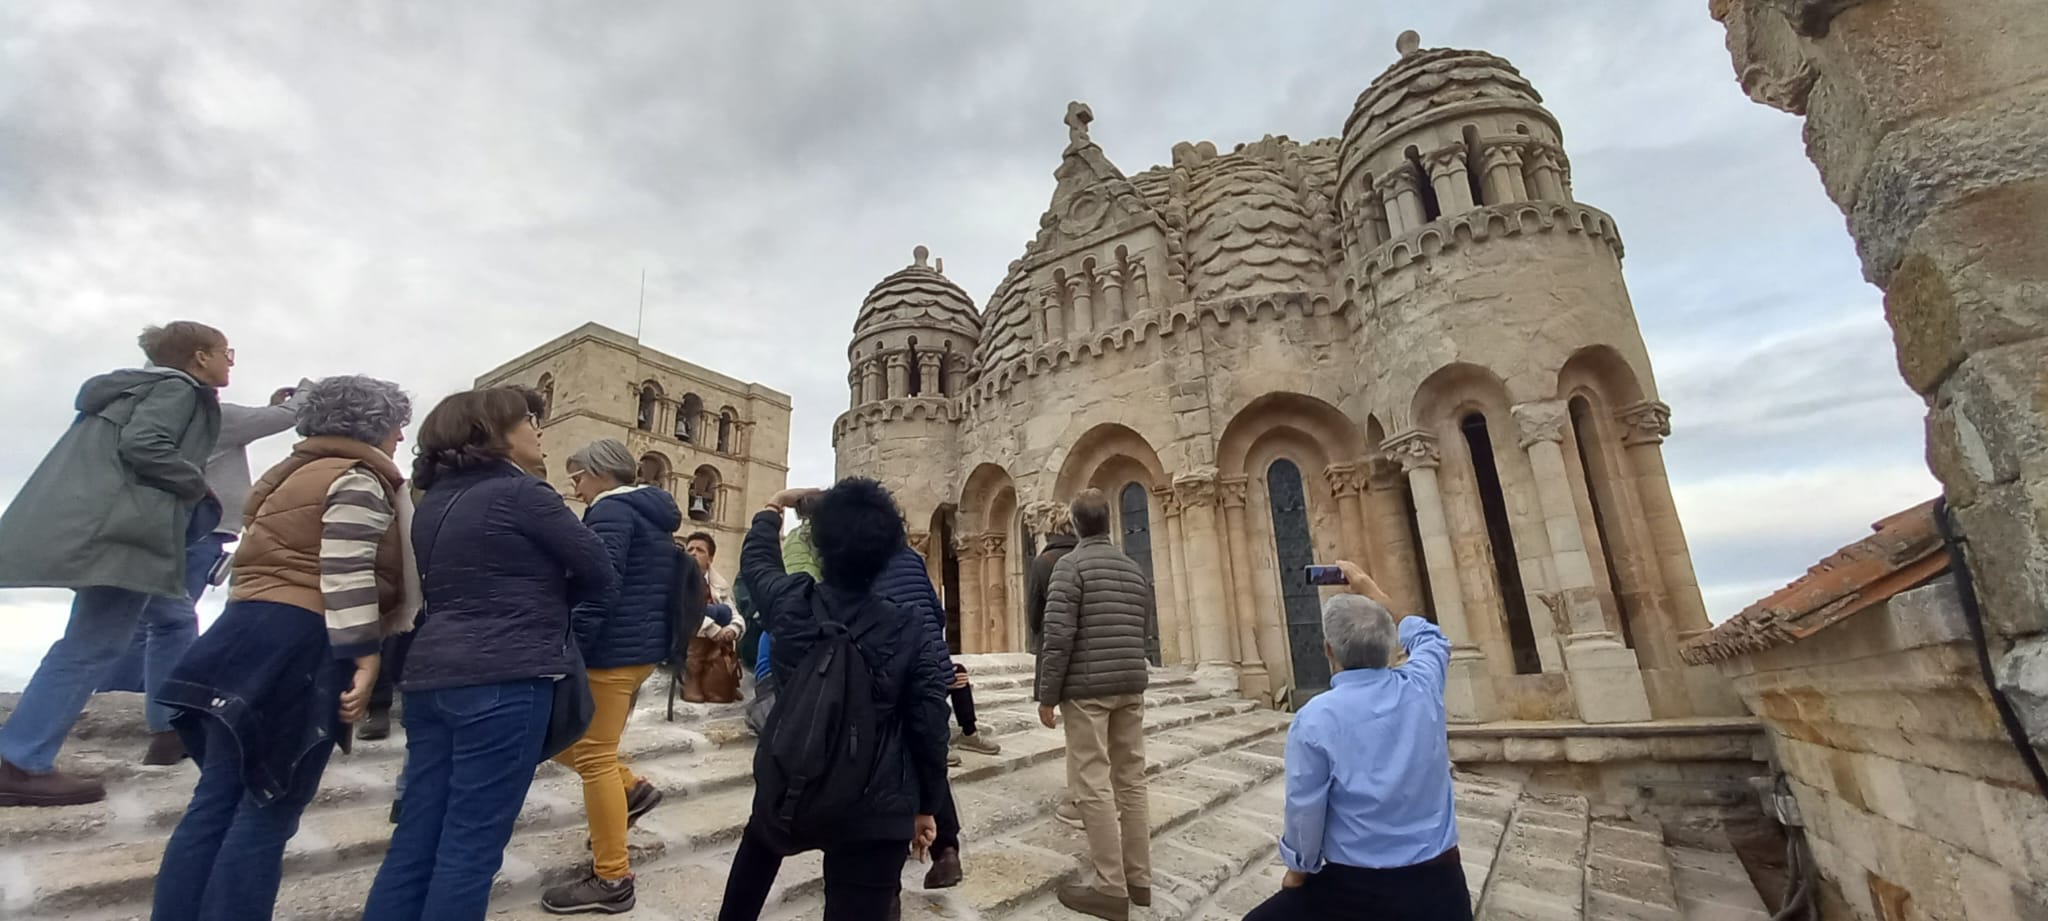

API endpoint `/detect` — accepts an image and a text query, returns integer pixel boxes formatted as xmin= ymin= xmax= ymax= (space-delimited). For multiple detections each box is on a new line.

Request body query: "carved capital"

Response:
xmin=1617 ymin=400 xmax=1672 ymax=446
xmin=954 ymin=531 xmax=985 ymax=559
xmin=1364 ymin=456 xmax=1406 ymax=491
xmin=1480 ymin=142 xmax=1527 ymax=171
xmin=978 ymin=534 xmax=1007 ymax=557
xmin=1094 ymin=266 xmax=1124 ymax=290
xmin=1323 ymin=462 xmax=1363 ymax=499
xmin=1383 ymin=431 xmax=1440 ymax=472
xmin=1151 ymin=483 xmax=1180 ymax=517
xmin=906 ymin=530 xmax=931 ymax=559
xmin=1218 ymin=476 xmax=1249 ymax=509
xmin=1525 ymin=142 xmax=1566 ymax=173
xmin=1061 ymin=272 xmax=1090 ymax=298
xmin=1124 ymin=259 xmax=1147 ymax=282
xmin=884 ymin=352 xmax=909 ymax=370
xmin=1173 ymin=473 xmax=1219 ymax=509
xmin=1376 ymin=169 xmax=1420 ymax=198
xmin=1510 ymin=401 xmax=1569 ymax=448
xmin=1424 ymin=142 xmax=1470 ymax=176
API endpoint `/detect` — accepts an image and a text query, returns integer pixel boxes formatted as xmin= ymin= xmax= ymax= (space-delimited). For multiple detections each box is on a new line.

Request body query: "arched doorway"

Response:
xmin=1118 ymin=482 xmax=1162 ymax=665
xmin=1267 ymin=459 xmax=1330 ymax=698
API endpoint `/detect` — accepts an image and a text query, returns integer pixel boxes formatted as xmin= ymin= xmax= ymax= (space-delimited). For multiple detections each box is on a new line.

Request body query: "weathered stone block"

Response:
xmin=1995 ymin=635 xmax=2048 ymax=747
xmin=1502 ymin=737 xmax=1567 ymax=763
xmin=1975 ymin=778 xmax=2048 ymax=878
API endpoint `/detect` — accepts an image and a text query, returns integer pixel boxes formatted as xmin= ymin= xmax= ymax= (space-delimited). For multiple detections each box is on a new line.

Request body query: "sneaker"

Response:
xmin=1130 ymin=885 xmax=1151 ymax=907
xmin=1054 ymin=799 xmax=1083 ymax=829
xmin=356 ymin=711 xmax=391 ymax=741
xmin=947 ymin=750 xmax=962 ymax=767
xmin=624 ymin=780 xmax=664 ymax=826
xmin=923 ymin=846 xmax=963 ymax=889
xmin=954 ymin=731 xmax=1001 ymax=757
xmin=541 ymin=873 xmax=636 ymax=915
xmin=143 ymin=730 xmax=187 ymax=766
xmin=0 ymin=759 xmax=106 ymax=807
xmin=1056 ymin=882 xmax=1128 ymax=921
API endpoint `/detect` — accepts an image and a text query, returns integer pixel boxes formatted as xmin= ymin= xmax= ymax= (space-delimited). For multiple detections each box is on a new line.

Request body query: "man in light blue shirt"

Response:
xmin=1245 ymin=560 xmax=1470 ymax=921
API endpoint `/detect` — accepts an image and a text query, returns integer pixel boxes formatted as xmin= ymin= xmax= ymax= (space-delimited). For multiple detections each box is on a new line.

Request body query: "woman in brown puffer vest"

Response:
xmin=149 ymin=375 xmax=418 ymax=921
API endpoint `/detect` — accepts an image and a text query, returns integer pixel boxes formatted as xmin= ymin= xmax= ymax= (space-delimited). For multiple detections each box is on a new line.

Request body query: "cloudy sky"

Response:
xmin=0 ymin=2 xmax=1937 ymax=687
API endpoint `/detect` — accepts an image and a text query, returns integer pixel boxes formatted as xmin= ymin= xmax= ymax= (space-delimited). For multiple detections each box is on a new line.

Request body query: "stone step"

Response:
xmin=1477 ymin=792 xmax=1591 ymax=921
xmin=0 ymin=667 xmax=1254 ymax=920
xmin=1668 ymin=845 xmax=1770 ymax=921
xmin=1585 ymin=817 xmax=1683 ymax=921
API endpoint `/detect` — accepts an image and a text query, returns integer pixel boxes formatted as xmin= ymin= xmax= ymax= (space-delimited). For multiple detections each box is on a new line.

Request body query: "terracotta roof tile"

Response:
xmin=1680 ymin=499 xmax=1948 ymax=665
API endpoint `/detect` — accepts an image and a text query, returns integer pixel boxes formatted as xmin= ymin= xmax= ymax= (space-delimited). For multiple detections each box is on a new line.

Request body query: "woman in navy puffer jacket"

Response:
xmin=537 ymin=438 xmax=683 ymax=913
xmin=362 ymin=389 xmax=617 ymax=921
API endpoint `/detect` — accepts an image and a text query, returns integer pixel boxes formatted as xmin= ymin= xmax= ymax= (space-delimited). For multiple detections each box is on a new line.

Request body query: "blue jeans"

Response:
xmin=0 ymin=585 xmax=196 ymax=772
xmin=151 ymin=717 xmax=332 ymax=921
xmin=362 ymin=679 xmax=552 ymax=921
xmin=100 ymin=530 xmax=229 ymax=731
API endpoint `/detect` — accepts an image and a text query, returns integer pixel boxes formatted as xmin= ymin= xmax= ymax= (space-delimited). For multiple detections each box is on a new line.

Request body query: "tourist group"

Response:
xmin=0 ymin=321 xmax=1473 ymax=921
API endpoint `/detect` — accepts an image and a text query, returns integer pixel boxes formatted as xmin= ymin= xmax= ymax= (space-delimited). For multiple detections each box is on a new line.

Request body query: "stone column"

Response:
xmin=1063 ymin=272 xmax=1095 ymax=340
xmin=1125 ymin=260 xmax=1151 ymax=315
xmin=1323 ymin=462 xmax=1373 ymax=568
xmin=1218 ymin=476 xmax=1271 ymax=701
xmin=1377 ymin=170 xmax=1424 ymax=236
xmin=1363 ymin=457 xmax=1426 ymax=616
xmin=1515 ymin=401 xmax=1651 ymax=724
xmin=847 ymin=368 xmax=862 ymax=408
xmin=861 ymin=357 xmax=884 ymax=407
xmin=884 ymin=353 xmax=909 ymax=399
xmin=1154 ymin=484 xmax=1197 ymax=665
xmin=1039 ymin=288 xmax=1065 ymax=344
xmin=1481 ymin=143 xmax=1530 ymax=205
xmin=1526 ymin=144 xmax=1569 ymax=202
xmin=1617 ymin=401 xmax=1711 ymax=633
xmin=1425 ymin=142 xmax=1476 ymax=214
xmin=1173 ymin=472 xmax=1236 ymax=666
xmin=1384 ymin=431 xmax=1496 ymax=723
xmin=916 ymin=352 xmax=942 ymax=397
xmin=1096 ymin=266 xmax=1127 ymax=326
xmin=979 ymin=534 xmax=1009 ymax=654
xmin=955 ymin=534 xmax=984 ymax=653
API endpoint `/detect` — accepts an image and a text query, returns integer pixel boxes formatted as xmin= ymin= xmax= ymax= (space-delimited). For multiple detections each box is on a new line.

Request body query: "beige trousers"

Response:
xmin=1060 ymin=692 xmax=1151 ymax=898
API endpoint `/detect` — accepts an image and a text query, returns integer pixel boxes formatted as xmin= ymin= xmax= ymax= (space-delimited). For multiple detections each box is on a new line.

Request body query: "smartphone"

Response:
xmin=1304 ymin=565 xmax=1347 ymax=586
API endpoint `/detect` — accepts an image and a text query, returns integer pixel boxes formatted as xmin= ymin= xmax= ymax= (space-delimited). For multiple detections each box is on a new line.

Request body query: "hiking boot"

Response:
xmin=0 ymin=759 xmax=106 ymax=807
xmin=1056 ymin=882 xmax=1128 ymax=921
xmin=1054 ymin=799 xmax=1083 ymax=829
xmin=954 ymin=731 xmax=1001 ymax=756
xmin=923 ymin=846 xmax=963 ymax=889
xmin=541 ymin=873 xmax=635 ymax=914
xmin=624 ymin=779 xmax=663 ymax=826
xmin=143 ymin=730 xmax=187 ymax=766
xmin=1130 ymin=886 xmax=1151 ymax=907
xmin=356 ymin=711 xmax=391 ymax=741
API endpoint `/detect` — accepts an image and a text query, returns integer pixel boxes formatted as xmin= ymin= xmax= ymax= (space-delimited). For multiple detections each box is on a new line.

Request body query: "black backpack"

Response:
xmin=753 ymin=591 xmax=887 ymax=854
xmin=664 ymin=543 xmax=710 ymax=721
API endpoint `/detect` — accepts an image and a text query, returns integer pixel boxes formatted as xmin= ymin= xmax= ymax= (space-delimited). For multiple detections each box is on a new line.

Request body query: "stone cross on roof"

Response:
xmin=1064 ymin=101 xmax=1093 ymax=146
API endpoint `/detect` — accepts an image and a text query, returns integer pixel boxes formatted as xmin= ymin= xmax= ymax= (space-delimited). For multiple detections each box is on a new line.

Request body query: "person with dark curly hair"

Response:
xmin=716 ymin=478 xmax=951 ymax=921
xmin=362 ymin=388 xmax=617 ymax=921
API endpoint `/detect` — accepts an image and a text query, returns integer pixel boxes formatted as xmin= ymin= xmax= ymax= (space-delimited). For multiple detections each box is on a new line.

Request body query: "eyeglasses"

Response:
xmin=526 ymin=412 xmax=542 ymax=430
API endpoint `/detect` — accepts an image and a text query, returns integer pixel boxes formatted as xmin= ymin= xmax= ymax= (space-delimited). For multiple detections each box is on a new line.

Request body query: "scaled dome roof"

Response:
xmin=852 ymin=245 xmax=982 ymax=344
xmin=1343 ymin=32 xmax=1548 ymax=154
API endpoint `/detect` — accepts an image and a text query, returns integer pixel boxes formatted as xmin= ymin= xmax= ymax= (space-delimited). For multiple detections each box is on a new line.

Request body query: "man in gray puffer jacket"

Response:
xmin=1035 ymin=488 xmax=1153 ymax=921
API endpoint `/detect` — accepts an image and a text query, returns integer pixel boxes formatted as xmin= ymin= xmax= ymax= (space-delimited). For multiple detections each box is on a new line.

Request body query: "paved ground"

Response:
xmin=0 ymin=655 xmax=1770 ymax=920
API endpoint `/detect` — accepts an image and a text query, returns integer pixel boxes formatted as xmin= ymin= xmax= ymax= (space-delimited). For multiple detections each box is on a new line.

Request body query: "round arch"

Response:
xmin=1216 ymin=392 xmax=1364 ymax=477
xmin=1053 ymin=423 xmax=1170 ymax=500
xmin=959 ymin=463 xmax=1016 ymax=536
xmin=1411 ymin=362 xmax=1513 ymax=430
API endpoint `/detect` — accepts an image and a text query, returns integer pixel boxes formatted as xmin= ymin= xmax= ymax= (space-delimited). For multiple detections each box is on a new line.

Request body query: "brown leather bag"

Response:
xmin=683 ymin=634 xmax=743 ymax=704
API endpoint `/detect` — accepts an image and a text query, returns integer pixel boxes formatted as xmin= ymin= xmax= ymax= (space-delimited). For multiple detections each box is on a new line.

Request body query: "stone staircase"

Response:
xmin=0 ymin=655 xmax=1771 ymax=920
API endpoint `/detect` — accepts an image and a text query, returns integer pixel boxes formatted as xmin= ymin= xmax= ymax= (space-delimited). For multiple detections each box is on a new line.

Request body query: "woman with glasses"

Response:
xmin=362 ymin=387 xmax=617 ymax=921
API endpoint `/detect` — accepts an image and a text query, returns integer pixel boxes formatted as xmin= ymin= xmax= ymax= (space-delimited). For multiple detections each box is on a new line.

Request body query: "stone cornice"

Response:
xmin=831 ymin=396 xmax=963 ymax=445
xmin=1349 ymin=201 xmax=1623 ymax=283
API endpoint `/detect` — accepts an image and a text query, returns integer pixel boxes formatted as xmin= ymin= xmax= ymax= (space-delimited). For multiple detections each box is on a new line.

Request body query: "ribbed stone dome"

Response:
xmin=1342 ymin=35 xmax=1548 ymax=156
xmin=852 ymin=245 xmax=982 ymax=343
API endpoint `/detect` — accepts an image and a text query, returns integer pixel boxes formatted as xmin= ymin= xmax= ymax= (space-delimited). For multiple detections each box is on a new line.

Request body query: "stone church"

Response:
xmin=835 ymin=35 xmax=1742 ymax=726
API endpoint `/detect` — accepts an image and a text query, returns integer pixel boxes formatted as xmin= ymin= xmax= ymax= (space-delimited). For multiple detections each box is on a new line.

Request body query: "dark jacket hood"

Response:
xmin=599 ymin=486 xmax=683 ymax=534
xmin=76 ymin=368 xmax=203 ymax=414
xmin=1042 ymin=535 xmax=1079 ymax=553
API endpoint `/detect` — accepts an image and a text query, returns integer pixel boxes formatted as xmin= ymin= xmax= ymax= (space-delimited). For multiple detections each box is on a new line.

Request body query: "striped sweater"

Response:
xmin=321 ymin=469 xmax=394 ymax=658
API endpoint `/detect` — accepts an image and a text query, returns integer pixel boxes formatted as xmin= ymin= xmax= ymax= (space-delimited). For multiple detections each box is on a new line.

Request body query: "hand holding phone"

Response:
xmin=1304 ymin=565 xmax=1347 ymax=585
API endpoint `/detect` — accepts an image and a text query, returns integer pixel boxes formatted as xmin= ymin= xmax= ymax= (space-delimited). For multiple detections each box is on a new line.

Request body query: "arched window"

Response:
xmin=1118 ymin=482 xmax=1161 ymax=666
xmin=688 ymin=465 xmax=720 ymax=523
xmin=907 ymin=336 xmax=923 ymax=396
xmin=636 ymin=452 xmax=670 ymax=489
xmin=1267 ymin=460 xmax=1330 ymax=696
xmin=535 ymin=373 xmax=555 ymax=422
xmin=939 ymin=342 xmax=954 ymax=396
xmin=1404 ymin=145 xmax=1441 ymax=222
xmin=717 ymin=407 xmax=736 ymax=454
xmin=1570 ymin=396 xmax=1634 ymax=650
xmin=1461 ymin=413 xmax=1542 ymax=674
xmin=1461 ymin=124 xmax=1487 ymax=206
xmin=635 ymin=381 xmax=662 ymax=432
xmin=676 ymin=392 xmax=704 ymax=443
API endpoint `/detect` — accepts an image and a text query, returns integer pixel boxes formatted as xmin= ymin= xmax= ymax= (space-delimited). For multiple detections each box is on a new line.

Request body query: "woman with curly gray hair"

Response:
xmin=149 ymin=374 xmax=420 ymax=921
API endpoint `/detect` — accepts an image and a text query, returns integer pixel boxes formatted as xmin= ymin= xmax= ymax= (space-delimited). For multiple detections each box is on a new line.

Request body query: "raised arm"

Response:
xmin=740 ymin=507 xmax=809 ymax=638
xmin=1394 ymin=616 xmax=1449 ymax=695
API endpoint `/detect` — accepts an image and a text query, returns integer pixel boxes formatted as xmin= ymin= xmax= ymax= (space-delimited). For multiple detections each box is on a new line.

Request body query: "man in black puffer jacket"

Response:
xmin=717 ymin=478 xmax=951 ymax=921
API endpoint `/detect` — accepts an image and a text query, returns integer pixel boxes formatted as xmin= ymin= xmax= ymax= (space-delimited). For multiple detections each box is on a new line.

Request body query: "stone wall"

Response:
xmin=1710 ymin=578 xmax=2047 ymax=919
xmin=1708 ymin=0 xmax=2048 ymax=745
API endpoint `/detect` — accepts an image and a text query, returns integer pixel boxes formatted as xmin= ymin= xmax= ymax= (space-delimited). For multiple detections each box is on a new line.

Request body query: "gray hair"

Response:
xmin=1322 ymin=593 xmax=1396 ymax=670
xmin=567 ymin=438 xmax=637 ymax=484
xmin=296 ymin=375 xmax=411 ymax=445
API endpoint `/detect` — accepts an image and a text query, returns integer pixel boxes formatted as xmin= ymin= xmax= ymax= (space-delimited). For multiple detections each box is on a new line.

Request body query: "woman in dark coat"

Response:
xmin=538 ymin=438 xmax=682 ymax=914
xmin=361 ymin=388 xmax=617 ymax=921
xmin=149 ymin=375 xmax=414 ymax=921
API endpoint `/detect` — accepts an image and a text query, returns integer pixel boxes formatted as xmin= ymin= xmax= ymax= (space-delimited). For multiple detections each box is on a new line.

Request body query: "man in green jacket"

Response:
xmin=0 ymin=322 xmax=232 ymax=807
